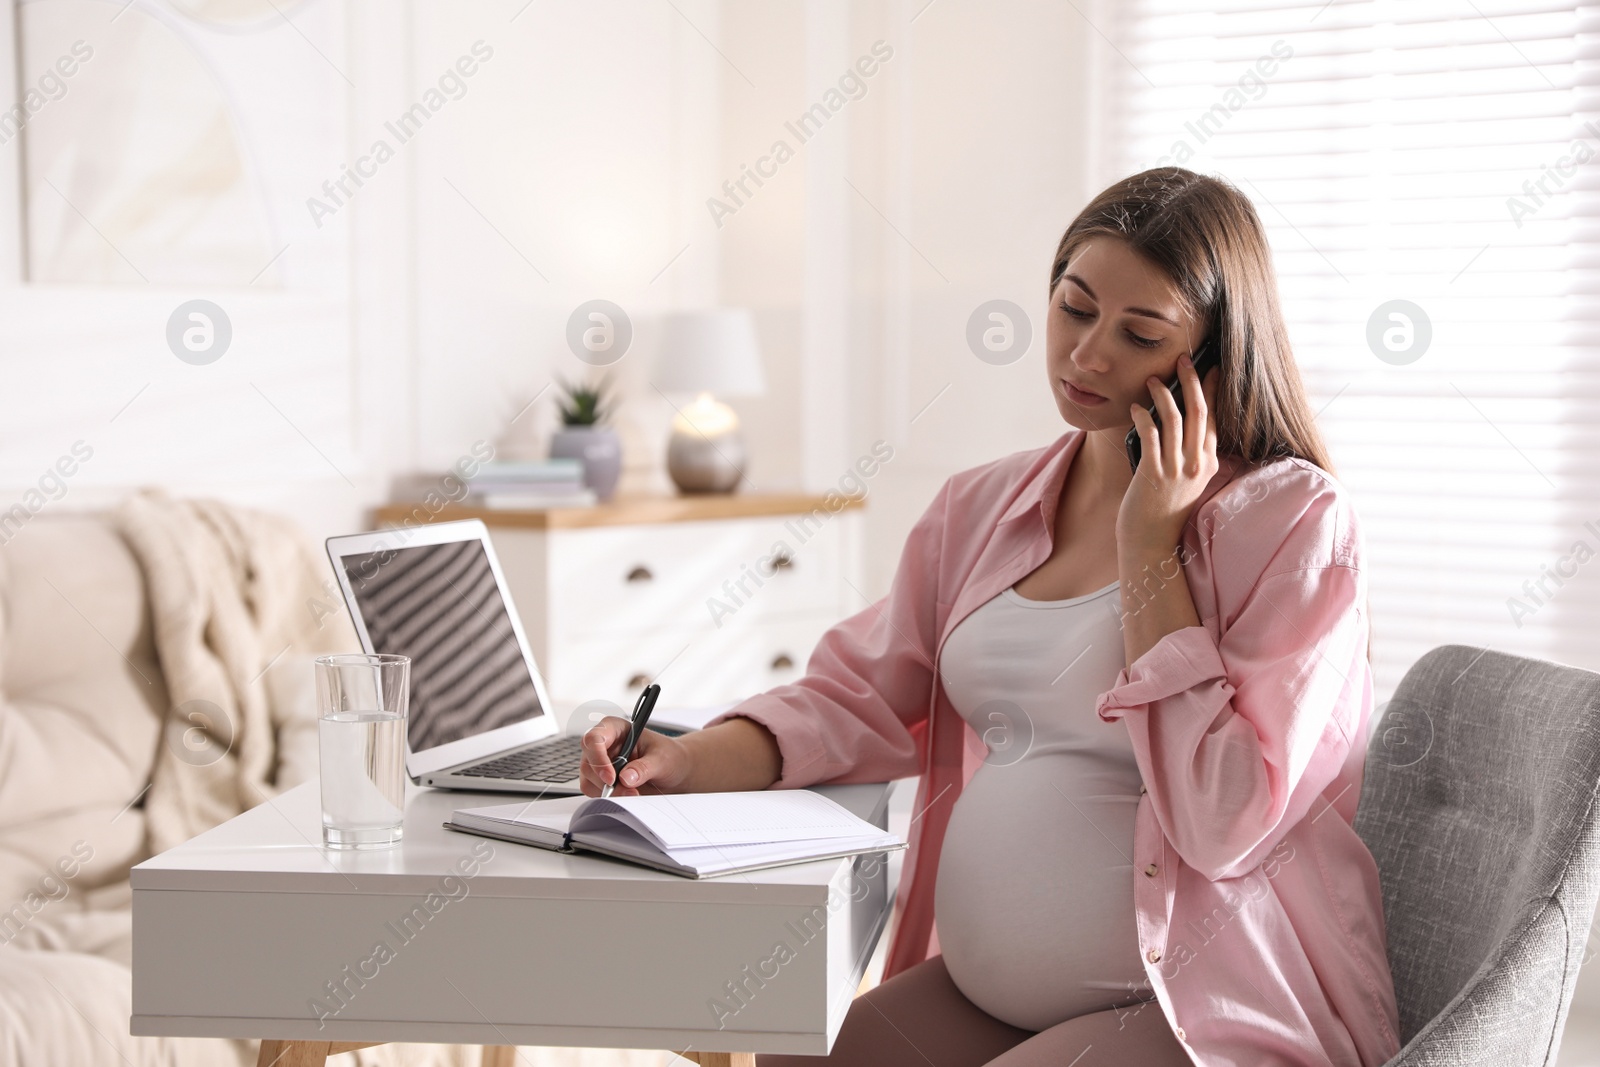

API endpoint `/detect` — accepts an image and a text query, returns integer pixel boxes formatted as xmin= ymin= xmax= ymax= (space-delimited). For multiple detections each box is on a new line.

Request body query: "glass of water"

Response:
xmin=316 ymin=653 xmax=409 ymax=850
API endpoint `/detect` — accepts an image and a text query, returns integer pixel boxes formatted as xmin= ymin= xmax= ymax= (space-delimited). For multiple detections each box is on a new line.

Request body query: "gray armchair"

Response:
xmin=1355 ymin=644 xmax=1600 ymax=1065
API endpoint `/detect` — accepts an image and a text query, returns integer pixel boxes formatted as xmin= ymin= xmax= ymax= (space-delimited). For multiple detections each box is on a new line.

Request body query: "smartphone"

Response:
xmin=1125 ymin=337 xmax=1221 ymax=473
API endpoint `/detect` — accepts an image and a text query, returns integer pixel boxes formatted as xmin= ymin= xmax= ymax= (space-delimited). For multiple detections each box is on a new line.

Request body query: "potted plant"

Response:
xmin=549 ymin=373 xmax=622 ymax=502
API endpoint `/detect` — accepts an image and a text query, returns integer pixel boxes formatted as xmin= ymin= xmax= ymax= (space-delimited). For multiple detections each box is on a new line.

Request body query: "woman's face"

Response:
xmin=1045 ymin=235 xmax=1205 ymax=433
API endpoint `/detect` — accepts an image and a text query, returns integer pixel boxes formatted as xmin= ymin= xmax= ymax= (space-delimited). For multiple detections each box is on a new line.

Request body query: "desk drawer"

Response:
xmin=547 ymin=613 xmax=837 ymax=711
xmin=547 ymin=516 xmax=841 ymax=638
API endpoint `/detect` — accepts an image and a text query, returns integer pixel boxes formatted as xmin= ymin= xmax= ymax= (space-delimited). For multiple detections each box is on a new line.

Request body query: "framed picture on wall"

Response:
xmin=0 ymin=0 xmax=362 ymax=496
xmin=13 ymin=0 xmax=347 ymax=288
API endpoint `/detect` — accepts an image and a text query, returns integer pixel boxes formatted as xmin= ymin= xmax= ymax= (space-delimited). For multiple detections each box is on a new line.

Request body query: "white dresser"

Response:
xmin=375 ymin=494 xmax=864 ymax=728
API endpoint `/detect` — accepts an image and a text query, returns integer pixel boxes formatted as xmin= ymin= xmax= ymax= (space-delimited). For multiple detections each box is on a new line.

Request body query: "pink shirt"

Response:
xmin=706 ymin=428 xmax=1402 ymax=1067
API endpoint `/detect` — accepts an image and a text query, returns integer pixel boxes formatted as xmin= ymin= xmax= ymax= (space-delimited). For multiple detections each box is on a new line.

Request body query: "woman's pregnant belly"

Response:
xmin=934 ymin=754 xmax=1154 ymax=1031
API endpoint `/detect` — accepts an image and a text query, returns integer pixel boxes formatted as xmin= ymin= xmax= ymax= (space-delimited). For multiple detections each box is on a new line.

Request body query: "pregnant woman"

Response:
xmin=580 ymin=166 xmax=1402 ymax=1067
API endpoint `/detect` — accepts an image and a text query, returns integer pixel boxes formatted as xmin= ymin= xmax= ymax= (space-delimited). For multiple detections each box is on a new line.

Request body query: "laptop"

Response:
xmin=325 ymin=519 xmax=583 ymax=794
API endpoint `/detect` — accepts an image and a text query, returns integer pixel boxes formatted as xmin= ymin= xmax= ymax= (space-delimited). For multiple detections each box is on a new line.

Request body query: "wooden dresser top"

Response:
xmin=373 ymin=491 xmax=864 ymax=530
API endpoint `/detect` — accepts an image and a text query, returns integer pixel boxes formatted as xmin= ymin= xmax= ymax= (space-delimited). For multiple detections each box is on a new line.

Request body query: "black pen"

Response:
xmin=601 ymin=683 xmax=661 ymax=799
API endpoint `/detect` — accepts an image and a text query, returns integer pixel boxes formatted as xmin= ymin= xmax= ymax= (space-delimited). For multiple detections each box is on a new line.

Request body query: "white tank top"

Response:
xmin=933 ymin=580 xmax=1155 ymax=1031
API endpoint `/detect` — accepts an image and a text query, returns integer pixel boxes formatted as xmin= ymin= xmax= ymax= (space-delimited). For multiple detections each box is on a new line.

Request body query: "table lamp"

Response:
xmin=652 ymin=308 xmax=768 ymax=493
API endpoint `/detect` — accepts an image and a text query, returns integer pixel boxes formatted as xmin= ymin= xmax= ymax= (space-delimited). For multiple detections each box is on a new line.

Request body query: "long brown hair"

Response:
xmin=1051 ymin=167 xmax=1373 ymax=663
xmin=1052 ymin=167 xmax=1334 ymax=472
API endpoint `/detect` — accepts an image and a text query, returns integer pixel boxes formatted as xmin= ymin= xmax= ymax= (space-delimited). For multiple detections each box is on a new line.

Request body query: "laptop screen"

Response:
xmin=338 ymin=539 xmax=546 ymax=753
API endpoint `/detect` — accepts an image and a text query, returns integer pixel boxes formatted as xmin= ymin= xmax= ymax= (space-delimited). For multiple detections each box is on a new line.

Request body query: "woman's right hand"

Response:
xmin=579 ymin=716 xmax=693 ymax=797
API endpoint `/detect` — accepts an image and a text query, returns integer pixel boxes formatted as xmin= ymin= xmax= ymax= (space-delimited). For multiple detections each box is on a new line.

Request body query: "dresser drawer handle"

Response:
xmin=770 ymin=551 xmax=794 ymax=571
xmin=626 ymin=673 xmax=651 ymax=689
xmin=625 ymin=566 xmax=653 ymax=583
xmin=770 ymin=653 xmax=795 ymax=671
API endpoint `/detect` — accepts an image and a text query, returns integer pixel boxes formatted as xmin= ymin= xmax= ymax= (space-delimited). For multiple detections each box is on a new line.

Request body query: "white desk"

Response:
xmin=131 ymin=780 xmax=897 ymax=1066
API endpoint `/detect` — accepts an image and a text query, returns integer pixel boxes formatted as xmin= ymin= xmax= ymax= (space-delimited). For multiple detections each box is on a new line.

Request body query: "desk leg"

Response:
xmin=255 ymin=1041 xmax=381 ymax=1066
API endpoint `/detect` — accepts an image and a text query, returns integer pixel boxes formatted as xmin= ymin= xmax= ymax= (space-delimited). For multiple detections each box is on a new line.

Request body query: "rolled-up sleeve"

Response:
xmin=1093 ymin=624 xmax=1226 ymax=712
xmin=1096 ymin=557 xmax=1366 ymax=882
xmin=703 ymin=480 xmax=950 ymax=789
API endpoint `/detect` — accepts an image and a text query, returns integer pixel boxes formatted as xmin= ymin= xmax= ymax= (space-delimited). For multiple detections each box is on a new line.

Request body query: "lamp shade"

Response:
xmin=652 ymin=309 xmax=767 ymax=397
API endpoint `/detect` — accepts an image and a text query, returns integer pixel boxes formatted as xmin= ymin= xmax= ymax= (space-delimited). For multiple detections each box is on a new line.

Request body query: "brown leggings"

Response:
xmin=756 ymin=955 xmax=1193 ymax=1067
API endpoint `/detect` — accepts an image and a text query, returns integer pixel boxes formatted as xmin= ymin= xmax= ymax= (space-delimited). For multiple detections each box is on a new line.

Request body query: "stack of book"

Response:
xmin=466 ymin=459 xmax=597 ymax=509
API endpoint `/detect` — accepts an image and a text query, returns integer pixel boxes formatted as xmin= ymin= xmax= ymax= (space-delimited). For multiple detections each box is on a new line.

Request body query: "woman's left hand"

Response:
xmin=1116 ymin=353 xmax=1221 ymax=554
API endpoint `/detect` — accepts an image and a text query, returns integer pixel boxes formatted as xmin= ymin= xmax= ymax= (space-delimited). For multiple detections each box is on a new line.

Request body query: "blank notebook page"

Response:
xmin=580 ymin=790 xmax=883 ymax=851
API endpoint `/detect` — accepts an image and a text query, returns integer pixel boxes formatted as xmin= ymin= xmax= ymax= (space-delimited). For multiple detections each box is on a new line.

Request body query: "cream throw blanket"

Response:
xmin=102 ymin=494 xmax=652 ymax=1066
xmin=111 ymin=489 xmax=356 ymax=855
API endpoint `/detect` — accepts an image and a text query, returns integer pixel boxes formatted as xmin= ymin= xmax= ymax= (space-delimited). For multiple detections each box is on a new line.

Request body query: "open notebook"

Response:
xmin=444 ymin=790 xmax=905 ymax=878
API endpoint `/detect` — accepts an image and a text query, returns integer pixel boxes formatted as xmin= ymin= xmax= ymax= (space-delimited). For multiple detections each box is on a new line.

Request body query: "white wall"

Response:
xmin=0 ymin=0 xmax=1097 ymax=603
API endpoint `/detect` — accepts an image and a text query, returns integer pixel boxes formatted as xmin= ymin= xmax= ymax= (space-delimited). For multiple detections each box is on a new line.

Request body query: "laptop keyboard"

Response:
xmin=456 ymin=735 xmax=585 ymax=783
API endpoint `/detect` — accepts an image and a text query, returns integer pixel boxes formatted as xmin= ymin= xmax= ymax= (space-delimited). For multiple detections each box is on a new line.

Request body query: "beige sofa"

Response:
xmin=0 ymin=503 xmax=655 ymax=1067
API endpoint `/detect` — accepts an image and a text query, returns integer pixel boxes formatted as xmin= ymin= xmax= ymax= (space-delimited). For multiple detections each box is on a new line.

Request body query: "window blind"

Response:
xmin=1090 ymin=0 xmax=1600 ymax=703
